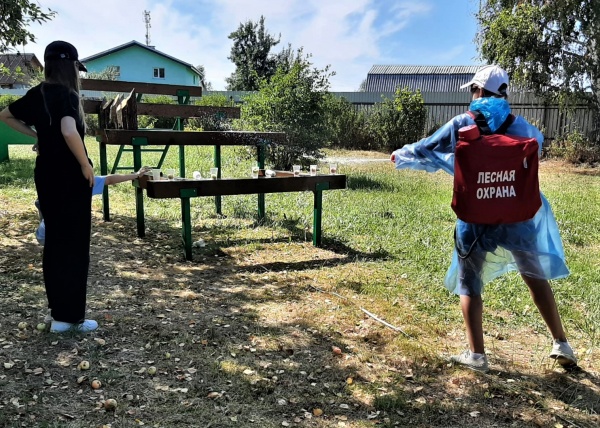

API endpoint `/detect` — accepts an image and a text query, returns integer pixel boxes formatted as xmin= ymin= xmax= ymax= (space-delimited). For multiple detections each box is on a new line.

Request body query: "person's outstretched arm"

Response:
xmin=104 ymin=166 xmax=151 ymax=186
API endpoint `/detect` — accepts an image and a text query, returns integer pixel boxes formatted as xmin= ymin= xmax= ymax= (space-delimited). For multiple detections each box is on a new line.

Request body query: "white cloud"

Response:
xmin=20 ymin=0 xmax=436 ymax=91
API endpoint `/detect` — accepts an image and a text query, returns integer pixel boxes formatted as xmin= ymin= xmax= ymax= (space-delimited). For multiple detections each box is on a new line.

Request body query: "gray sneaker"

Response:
xmin=549 ymin=340 xmax=578 ymax=368
xmin=450 ymin=350 xmax=489 ymax=373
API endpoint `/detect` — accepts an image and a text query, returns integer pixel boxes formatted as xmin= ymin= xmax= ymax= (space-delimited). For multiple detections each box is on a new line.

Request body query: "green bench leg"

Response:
xmin=181 ymin=197 xmax=193 ymax=260
xmin=0 ymin=141 xmax=8 ymax=163
xmin=214 ymin=145 xmax=222 ymax=215
xmin=132 ymin=145 xmax=145 ymax=237
xmin=99 ymin=142 xmax=111 ymax=221
xmin=257 ymin=144 xmax=265 ymax=220
xmin=313 ymin=182 xmax=330 ymax=247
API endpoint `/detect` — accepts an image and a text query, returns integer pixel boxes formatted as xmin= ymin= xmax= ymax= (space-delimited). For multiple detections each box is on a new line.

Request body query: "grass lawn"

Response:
xmin=0 ymin=141 xmax=599 ymax=427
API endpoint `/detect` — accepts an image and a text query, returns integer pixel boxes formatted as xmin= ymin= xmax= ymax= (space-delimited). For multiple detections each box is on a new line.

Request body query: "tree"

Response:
xmin=477 ymin=0 xmax=600 ymax=137
xmin=194 ymin=64 xmax=213 ymax=90
xmin=85 ymin=66 xmax=120 ymax=81
xmin=0 ymin=0 xmax=56 ymax=52
xmin=238 ymin=49 xmax=334 ymax=169
xmin=225 ymin=16 xmax=281 ymax=91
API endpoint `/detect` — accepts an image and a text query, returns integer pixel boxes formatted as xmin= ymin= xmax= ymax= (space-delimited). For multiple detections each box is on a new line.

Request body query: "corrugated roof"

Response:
xmin=365 ymin=65 xmax=484 ymax=93
xmin=0 ymin=53 xmax=43 ymax=86
xmin=80 ymin=41 xmax=202 ymax=76
xmin=368 ymin=65 xmax=481 ymax=75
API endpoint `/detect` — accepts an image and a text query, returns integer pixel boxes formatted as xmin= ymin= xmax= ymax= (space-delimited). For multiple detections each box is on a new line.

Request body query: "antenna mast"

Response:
xmin=143 ymin=10 xmax=151 ymax=46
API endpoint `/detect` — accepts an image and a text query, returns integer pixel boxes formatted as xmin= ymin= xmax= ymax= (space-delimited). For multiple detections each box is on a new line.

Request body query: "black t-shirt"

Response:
xmin=9 ymin=83 xmax=87 ymax=170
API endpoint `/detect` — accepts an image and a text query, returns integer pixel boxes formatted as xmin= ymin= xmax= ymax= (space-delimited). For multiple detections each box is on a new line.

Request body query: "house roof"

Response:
xmin=80 ymin=40 xmax=202 ymax=76
xmin=0 ymin=53 xmax=43 ymax=86
xmin=364 ymin=65 xmax=483 ymax=93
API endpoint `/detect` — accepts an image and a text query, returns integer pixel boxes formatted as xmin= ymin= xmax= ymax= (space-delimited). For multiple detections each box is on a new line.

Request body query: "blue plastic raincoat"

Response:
xmin=391 ymin=97 xmax=569 ymax=294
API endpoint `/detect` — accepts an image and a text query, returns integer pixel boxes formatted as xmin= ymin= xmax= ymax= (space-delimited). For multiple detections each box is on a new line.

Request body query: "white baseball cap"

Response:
xmin=460 ymin=65 xmax=509 ymax=96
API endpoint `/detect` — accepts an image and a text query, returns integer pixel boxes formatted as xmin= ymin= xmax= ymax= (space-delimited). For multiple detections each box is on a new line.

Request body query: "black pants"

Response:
xmin=35 ymin=163 xmax=92 ymax=323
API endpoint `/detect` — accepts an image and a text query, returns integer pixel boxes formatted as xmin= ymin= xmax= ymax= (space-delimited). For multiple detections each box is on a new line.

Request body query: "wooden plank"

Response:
xmin=81 ymin=79 xmax=203 ymax=97
xmin=115 ymin=89 xmax=138 ymax=130
xmin=83 ymin=100 xmax=240 ymax=119
xmin=109 ymin=94 xmax=123 ymax=129
xmin=141 ymin=174 xmax=347 ymax=199
xmin=136 ymin=104 xmax=241 ymax=119
xmin=98 ymin=129 xmax=286 ymax=146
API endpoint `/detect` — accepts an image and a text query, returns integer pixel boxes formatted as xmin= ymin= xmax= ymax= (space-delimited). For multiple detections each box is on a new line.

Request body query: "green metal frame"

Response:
xmin=312 ymin=182 xmax=330 ymax=247
xmin=100 ymin=89 xmax=191 ymax=220
xmin=171 ymin=179 xmax=331 ymax=260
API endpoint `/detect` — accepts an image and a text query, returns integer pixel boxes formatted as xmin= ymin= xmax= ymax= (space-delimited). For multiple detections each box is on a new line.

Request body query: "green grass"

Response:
xmin=1 ymin=142 xmax=599 ymax=427
xmin=3 ymin=141 xmax=600 ymax=341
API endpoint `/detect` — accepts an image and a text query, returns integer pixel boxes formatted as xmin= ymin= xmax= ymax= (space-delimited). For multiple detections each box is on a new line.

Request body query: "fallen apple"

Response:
xmin=147 ymin=366 xmax=157 ymax=375
xmin=36 ymin=323 xmax=47 ymax=331
xmin=78 ymin=360 xmax=90 ymax=370
xmin=91 ymin=379 xmax=102 ymax=389
xmin=103 ymin=398 xmax=117 ymax=410
xmin=18 ymin=322 xmax=28 ymax=330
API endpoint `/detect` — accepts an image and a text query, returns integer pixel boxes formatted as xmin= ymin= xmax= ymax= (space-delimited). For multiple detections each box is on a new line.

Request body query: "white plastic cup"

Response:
xmin=310 ymin=164 xmax=317 ymax=176
xmin=210 ymin=167 xmax=219 ymax=179
xmin=292 ymin=165 xmax=301 ymax=177
xmin=192 ymin=171 xmax=202 ymax=180
xmin=166 ymin=168 xmax=176 ymax=180
xmin=151 ymin=169 xmax=161 ymax=181
xmin=329 ymin=163 xmax=338 ymax=174
xmin=251 ymin=165 xmax=259 ymax=178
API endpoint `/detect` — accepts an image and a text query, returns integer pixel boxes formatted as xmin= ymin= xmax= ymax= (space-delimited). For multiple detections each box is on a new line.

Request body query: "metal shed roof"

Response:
xmin=365 ymin=65 xmax=484 ymax=93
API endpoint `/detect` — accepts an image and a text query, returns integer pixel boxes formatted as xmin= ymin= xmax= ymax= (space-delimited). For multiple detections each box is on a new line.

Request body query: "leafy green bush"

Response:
xmin=0 ymin=94 xmax=20 ymax=110
xmin=322 ymin=95 xmax=372 ymax=150
xmin=237 ymin=54 xmax=333 ymax=169
xmin=185 ymin=94 xmax=235 ymax=131
xmin=546 ymin=129 xmax=600 ymax=165
xmin=367 ymin=87 xmax=427 ymax=152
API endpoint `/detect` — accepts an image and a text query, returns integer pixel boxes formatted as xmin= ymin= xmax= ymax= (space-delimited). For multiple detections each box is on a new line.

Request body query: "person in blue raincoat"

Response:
xmin=391 ymin=65 xmax=577 ymax=373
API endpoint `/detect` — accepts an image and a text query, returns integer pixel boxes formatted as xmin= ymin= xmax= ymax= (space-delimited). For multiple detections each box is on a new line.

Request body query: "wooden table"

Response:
xmin=96 ymin=128 xmax=286 ymax=231
xmin=137 ymin=171 xmax=347 ymax=260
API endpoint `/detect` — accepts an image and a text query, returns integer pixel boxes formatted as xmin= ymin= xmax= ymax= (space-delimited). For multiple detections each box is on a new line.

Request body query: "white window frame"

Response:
xmin=153 ymin=67 xmax=165 ymax=79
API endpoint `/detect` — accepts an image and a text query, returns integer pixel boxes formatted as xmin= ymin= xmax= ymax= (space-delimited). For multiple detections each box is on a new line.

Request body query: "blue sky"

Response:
xmin=22 ymin=0 xmax=483 ymax=91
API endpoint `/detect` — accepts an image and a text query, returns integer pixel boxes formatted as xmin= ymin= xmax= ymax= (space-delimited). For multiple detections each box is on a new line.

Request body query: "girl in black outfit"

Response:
xmin=0 ymin=41 xmax=97 ymax=332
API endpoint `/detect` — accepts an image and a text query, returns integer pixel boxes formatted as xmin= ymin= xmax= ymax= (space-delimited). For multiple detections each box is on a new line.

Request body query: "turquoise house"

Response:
xmin=80 ymin=40 xmax=202 ymax=87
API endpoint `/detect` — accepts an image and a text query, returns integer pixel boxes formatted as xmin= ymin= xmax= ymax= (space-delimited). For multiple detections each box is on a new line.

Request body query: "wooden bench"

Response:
xmin=138 ymin=171 xmax=346 ymax=260
xmin=84 ymin=79 xmax=346 ymax=258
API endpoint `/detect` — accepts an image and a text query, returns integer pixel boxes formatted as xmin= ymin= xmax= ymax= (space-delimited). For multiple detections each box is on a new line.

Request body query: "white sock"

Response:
xmin=471 ymin=352 xmax=485 ymax=359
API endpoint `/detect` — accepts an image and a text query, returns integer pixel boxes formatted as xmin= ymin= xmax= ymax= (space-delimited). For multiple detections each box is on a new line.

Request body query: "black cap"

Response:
xmin=44 ymin=40 xmax=87 ymax=72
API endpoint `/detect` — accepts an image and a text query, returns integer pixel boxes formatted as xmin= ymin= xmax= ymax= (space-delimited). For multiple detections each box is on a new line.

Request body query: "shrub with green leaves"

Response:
xmin=547 ymin=129 xmax=600 ymax=165
xmin=237 ymin=54 xmax=333 ymax=169
xmin=0 ymin=94 xmax=20 ymax=110
xmin=322 ymin=95 xmax=372 ymax=150
xmin=186 ymin=94 xmax=235 ymax=131
xmin=367 ymin=87 xmax=427 ymax=152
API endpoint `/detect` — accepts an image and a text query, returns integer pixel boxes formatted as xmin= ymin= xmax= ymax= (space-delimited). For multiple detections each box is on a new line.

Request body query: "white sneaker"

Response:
xmin=549 ymin=340 xmax=578 ymax=368
xmin=50 ymin=319 xmax=98 ymax=333
xmin=450 ymin=350 xmax=489 ymax=373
